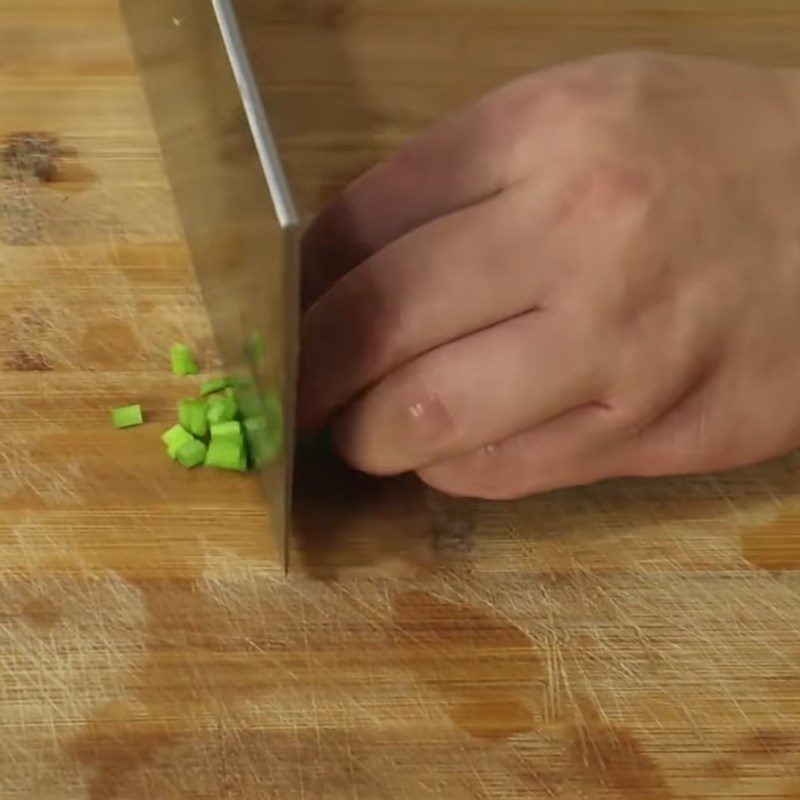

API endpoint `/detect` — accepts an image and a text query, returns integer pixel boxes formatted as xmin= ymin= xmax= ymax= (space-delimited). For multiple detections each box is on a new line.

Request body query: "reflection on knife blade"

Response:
xmin=119 ymin=0 xmax=301 ymax=572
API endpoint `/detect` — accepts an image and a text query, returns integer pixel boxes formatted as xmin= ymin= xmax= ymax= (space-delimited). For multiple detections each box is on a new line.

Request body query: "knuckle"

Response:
xmin=340 ymin=265 xmax=406 ymax=360
xmin=534 ymin=77 xmax=583 ymax=114
xmin=489 ymin=73 xmax=586 ymax=135
xmin=384 ymin=140 xmax=422 ymax=182
xmin=549 ymin=157 xmax=653 ymax=233
xmin=578 ymin=158 xmax=653 ymax=208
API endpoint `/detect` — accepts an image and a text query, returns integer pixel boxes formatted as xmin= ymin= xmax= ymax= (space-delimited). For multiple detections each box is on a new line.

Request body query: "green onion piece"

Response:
xmin=111 ymin=404 xmax=144 ymax=429
xmin=224 ymin=374 xmax=253 ymax=389
xmin=175 ymin=438 xmax=207 ymax=469
xmin=200 ymin=378 xmax=227 ymax=396
xmin=178 ymin=398 xmax=208 ymax=438
xmin=205 ymin=438 xmax=245 ymax=471
xmin=249 ymin=332 xmax=266 ymax=361
xmin=243 ymin=416 xmax=265 ymax=433
xmin=161 ymin=424 xmax=195 ymax=459
xmin=244 ymin=415 xmax=276 ymax=466
xmin=262 ymin=389 xmax=283 ymax=453
xmin=210 ymin=420 xmax=242 ymax=441
xmin=235 ymin=384 xmax=262 ymax=419
xmin=170 ymin=343 xmax=199 ymax=376
xmin=207 ymin=393 xmax=238 ymax=425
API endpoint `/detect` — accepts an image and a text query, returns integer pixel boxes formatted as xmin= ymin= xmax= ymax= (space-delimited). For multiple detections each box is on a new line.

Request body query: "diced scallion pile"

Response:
xmin=200 ymin=378 xmax=227 ymax=396
xmin=178 ymin=398 xmax=209 ymax=438
xmin=111 ymin=342 xmax=280 ymax=472
xmin=207 ymin=390 xmax=238 ymax=425
xmin=165 ymin=383 xmax=246 ymax=471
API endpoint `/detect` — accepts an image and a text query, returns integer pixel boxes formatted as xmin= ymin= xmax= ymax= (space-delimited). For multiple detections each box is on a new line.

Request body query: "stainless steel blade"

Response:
xmin=120 ymin=0 xmax=300 ymax=572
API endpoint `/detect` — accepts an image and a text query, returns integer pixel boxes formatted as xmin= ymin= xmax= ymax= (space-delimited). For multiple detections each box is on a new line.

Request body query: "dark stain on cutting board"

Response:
xmin=20 ymin=595 xmax=61 ymax=631
xmin=0 ymin=132 xmax=96 ymax=244
xmin=741 ymin=513 xmax=800 ymax=570
xmin=568 ymin=723 xmax=673 ymax=799
xmin=709 ymin=728 xmax=799 ymax=780
xmin=130 ymin=576 xmax=292 ymax=707
xmin=69 ymin=572 xmax=290 ymax=800
xmin=391 ymin=590 xmax=542 ymax=741
xmin=67 ymin=578 xmax=205 ymax=800
xmin=2 ymin=132 xmax=96 ymax=191
xmin=3 ymin=307 xmax=53 ymax=371
xmin=5 ymin=349 xmax=52 ymax=371
xmin=553 ymin=696 xmax=675 ymax=798
xmin=70 ymin=704 xmax=177 ymax=800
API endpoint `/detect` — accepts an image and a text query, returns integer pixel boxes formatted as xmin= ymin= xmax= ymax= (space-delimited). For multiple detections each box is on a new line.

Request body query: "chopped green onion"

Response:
xmin=111 ymin=340 xmax=272 ymax=476
xmin=244 ymin=415 xmax=277 ymax=466
xmin=263 ymin=389 xmax=283 ymax=449
xmin=249 ymin=332 xmax=266 ymax=361
xmin=162 ymin=424 xmax=195 ymax=459
xmin=177 ymin=398 xmax=208 ymax=438
xmin=224 ymin=374 xmax=253 ymax=389
xmin=243 ymin=416 xmax=265 ymax=433
xmin=170 ymin=343 xmax=199 ymax=376
xmin=111 ymin=404 xmax=144 ymax=429
xmin=207 ymin=393 xmax=238 ymax=425
xmin=235 ymin=384 xmax=262 ymax=419
xmin=210 ymin=420 xmax=242 ymax=441
xmin=205 ymin=438 xmax=245 ymax=471
xmin=200 ymin=378 xmax=227 ymax=396
xmin=175 ymin=438 xmax=207 ymax=469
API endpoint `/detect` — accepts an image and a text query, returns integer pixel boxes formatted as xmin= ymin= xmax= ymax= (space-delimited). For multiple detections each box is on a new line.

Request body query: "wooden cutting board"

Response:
xmin=4 ymin=1 xmax=800 ymax=798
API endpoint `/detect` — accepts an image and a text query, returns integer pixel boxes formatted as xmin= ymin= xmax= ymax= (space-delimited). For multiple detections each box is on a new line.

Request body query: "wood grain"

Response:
xmin=4 ymin=1 xmax=800 ymax=798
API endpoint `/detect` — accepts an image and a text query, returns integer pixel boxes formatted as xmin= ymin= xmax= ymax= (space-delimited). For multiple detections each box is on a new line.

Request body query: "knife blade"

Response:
xmin=119 ymin=0 xmax=301 ymax=572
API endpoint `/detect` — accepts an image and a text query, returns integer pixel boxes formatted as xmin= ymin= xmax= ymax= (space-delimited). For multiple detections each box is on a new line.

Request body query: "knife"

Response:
xmin=119 ymin=0 xmax=301 ymax=572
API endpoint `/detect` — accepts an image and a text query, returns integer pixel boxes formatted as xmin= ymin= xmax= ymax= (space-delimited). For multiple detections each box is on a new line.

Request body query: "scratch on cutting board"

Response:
xmin=66 ymin=572 xmax=353 ymax=799
xmin=708 ymin=728 xmax=800 ymax=780
xmin=567 ymin=717 xmax=674 ymax=799
xmin=0 ymin=572 xmax=147 ymax=796
xmin=0 ymin=260 xmax=209 ymax=374
xmin=2 ymin=297 xmax=87 ymax=372
xmin=0 ymin=434 xmax=84 ymax=505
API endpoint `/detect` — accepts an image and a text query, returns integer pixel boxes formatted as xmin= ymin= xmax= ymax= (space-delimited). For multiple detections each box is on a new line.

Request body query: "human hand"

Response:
xmin=300 ymin=52 xmax=800 ymax=499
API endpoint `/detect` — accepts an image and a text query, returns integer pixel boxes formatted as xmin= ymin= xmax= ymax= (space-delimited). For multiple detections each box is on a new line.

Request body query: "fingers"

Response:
xmin=299 ymin=183 xmax=554 ymax=431
xmin=418 ymin=404 xmax=628 ymax=499
xmin=301 ymin=85 xmax=533 ymax=306
xmin=418 ymin=372 xmax=728 ymax=500
xmin=330 ymin=311 xmax=601 ymax=476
